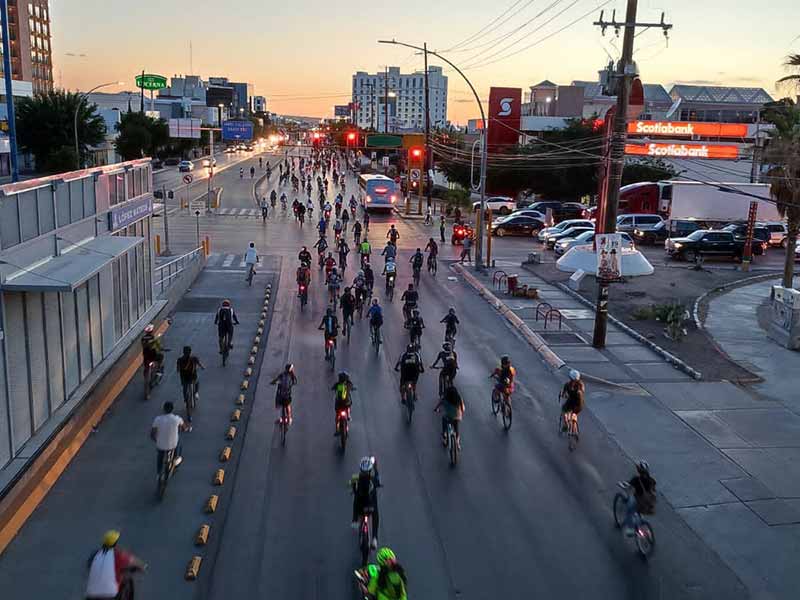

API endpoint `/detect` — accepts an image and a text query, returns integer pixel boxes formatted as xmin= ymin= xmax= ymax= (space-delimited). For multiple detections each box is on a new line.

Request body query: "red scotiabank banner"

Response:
xmin=625 ymin=142 xmax=740 ymax=160
xmin=487 ymin=87 xmax=522 ymax=149
xmin=627 ymin=120 xmax=748 ymax=138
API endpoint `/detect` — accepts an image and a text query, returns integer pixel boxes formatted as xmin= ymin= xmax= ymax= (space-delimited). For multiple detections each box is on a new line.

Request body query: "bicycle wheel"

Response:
xmin=449 ymin=431 xmax=458 ymax=466
xmin=491 ymin=389 xmax=501 ymax=416
xmin=280 ymin=407 xmax=288 ymax=447
xmin=340 ymin=419 xmax=348 ymax=450
xmin=330 ymin=345 xmax=336 ymax=371
xmin=612 ymin=493 xmax=627 ymax=528
xmin=635 ymin=522 xmax=655 ymax=558
xmin=502 ymin=401 xmax=512 ymax=430
xmin=568 ymin=417 xmax=579 ymax=451
xmin=406 ymin=388 xmax=415 ymax=423
xmin=359 ymin=519 xmax=370 ymax=566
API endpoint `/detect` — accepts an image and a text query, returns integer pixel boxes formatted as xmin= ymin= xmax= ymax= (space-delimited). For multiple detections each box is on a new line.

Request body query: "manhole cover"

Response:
xmin=539 ymin=332 xmax=586 ymax=345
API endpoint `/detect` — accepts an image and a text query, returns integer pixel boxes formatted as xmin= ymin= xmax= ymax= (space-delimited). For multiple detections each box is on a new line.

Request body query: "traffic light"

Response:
xmin=347 ymin=132 xmax=356 ymax=142
xmin=410 ymin=147 xmax=423 ymax=160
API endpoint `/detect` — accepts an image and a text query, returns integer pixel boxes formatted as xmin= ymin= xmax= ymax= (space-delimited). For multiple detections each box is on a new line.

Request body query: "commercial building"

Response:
xmin=0 ymin=159 xmax=158 ymax=472
xmin=0 ymin=0 xmax=53 ymax=94
xmin=252 ymin=95 xmax=267 ymax=114
xmin=669 ymin=84 xmax=774 ymax=123
xmin=352 ymin=66 xmax=448 ymax=132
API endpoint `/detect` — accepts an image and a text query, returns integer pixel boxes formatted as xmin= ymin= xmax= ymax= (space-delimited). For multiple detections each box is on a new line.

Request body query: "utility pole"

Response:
xmin=162 ymin=185 xmax=172 ymax=256
xmin=384 ymin=67 xmax=389 ymax=134
xmin=591 ymin=1 xmax=672 ymax=348
xmin=140 ymin=69 xmax=145 ymax=113
xmin=0 ymin=0 xmax=19 ymax=182
xmin=423 ymin=43 xmax=432 ymax=211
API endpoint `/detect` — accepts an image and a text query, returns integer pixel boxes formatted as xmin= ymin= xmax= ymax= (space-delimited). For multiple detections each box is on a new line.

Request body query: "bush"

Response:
xmin=443 ymin=188 xmax=470 ymax=208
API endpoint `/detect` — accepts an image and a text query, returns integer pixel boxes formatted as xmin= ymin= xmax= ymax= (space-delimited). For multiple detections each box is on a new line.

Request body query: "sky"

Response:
xmin=52 ymin=0 xmax=800 ymax=125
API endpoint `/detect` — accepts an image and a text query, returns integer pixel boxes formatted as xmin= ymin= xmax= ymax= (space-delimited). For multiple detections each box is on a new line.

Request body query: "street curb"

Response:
xmin=252 ymin=172 xmax=268 ymax=207
xmin=692 ymin=272 xmax=791 ymax=330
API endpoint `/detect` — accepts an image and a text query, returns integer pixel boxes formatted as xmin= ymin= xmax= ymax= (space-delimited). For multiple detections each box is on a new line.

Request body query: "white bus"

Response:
xmin=358 ymin=174 xmax=398 ymax=212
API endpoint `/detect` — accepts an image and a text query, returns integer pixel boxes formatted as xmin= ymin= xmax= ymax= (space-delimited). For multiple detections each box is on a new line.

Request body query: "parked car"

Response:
xmin=720 ymin=223 xmax=771 ymax=244
xmin=495 ymin=208 xmax=546 ymax=223
xmin=164 ymin=157 xmax=181 ymax=166
xmin=491 ymin=215 xmax=545 ymax=237
xmin=554 ymin=231 xmax=634 ymax=256
xmin=538 ymin=219 xmax=595 ymax=242
xmin=151 ymin=158 xmax=164 ymax=170
xmin=528 ymin=201 xmax=586 ymax=223
xmin=633 ymin=219 xmax=702 ymax=245
xmin=545 ymin=226 xmax=595 ymax=249
xmin=451 ymin=222 xmax=474 ymax=245
xmin=472 ymin=196 xmax=516 ymax=215
xmin=615 ymin=213 xmax=663 ymax=233
xmin=762 ymin=222 xmax=788 ymax=247
xmin=178 ymin=160 xmax=195 ymax=172
xmin=665 ymin=230 xmax=766 ymax=261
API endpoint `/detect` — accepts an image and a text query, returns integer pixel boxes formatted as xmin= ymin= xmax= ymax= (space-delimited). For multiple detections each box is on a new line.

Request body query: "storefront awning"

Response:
xmin=1 ymin=236 xmax=144 ymax=293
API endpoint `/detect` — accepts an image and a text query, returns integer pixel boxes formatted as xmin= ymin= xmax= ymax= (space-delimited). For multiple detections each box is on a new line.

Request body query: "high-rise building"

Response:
xmin=0 ymin=0 xmax=54 ymax=94
xmin=352 ymin=66 xmax=448 ymax=132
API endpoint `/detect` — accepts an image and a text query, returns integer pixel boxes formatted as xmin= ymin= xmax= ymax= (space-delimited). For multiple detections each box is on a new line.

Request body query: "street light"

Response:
xmin=379 ymin=39 xmax=488 ymax=271
xmin=74 ymin=81 xmax=124 ymax=170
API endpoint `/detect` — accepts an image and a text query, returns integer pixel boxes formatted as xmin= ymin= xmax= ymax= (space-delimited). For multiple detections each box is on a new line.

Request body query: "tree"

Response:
xmin=115 ymin=111 xmax=169 ymax=160
xmin=621 ymin=157 xmax=677 ymax=186
xmin=776 ymin=54 xmax=800 ymax=88
xmin=16 ymin=89 xmax=106 ymax=173
xmin=763 ymin=100 xmax=800 ymax=287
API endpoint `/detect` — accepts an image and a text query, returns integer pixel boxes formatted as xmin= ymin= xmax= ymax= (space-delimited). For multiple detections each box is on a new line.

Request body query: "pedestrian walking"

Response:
xmin=459 ymin=235 xmax=473 ymax=264
xmin=439 ymin=215 xmax=446 ymax=243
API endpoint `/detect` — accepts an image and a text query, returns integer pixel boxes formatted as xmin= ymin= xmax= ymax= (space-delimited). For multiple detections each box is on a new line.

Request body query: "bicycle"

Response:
xmin=325 ymin=337 xmax=337 ymax=371
xmin=277 ymin=403 xmax=290 ymax=447
xmin=401 ymin=381 xmax=416 ymax=423
xmin=434 ymin=366 xmax=453 ymax=400
xmin=246 ymin=263 xmax=256 ymax=287
xmin=219 ymin=331 xmax=231 ymax=366
xmin=357 ymin=506 xmax=374 ymax=566
xmin=385 ymin=275 xmax=395 ymax=302
xmin=182 ymin=379 xmax=198 ymax=423
xmin=336 ymin=406 xmax=350 ymax=450
xmin=298 ymin=284 xmax=308 ymax=312
xmin=490 ymin=383 xmax=512 ymax=431
xmin=445 ymin=327 xmax=457 ymax=348
xmin=156 ymin=448 xmax=177 ymax=500
xmin=412 ymin=265 xmax=421 ymax=288
xmin=343 ymin=313 xmax=353 ymax=343
xmin=371 ymin=323 xmax=382 ymax=354
xmin=439 ymin=415 xmax=459 ymax=466
xmin=613 ymin=482 xmax=656 ymax=559
xmin=558 ymin=407 xmax=580 ymax=451
xmin=427 ymin=254 xmax=438 ymax=276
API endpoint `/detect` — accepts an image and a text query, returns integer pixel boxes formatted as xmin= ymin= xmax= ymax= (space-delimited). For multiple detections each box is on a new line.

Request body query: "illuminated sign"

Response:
xmin=625 ymin=143 xmax=740 ymax=160
xmin=135 ymin=74 xmax=167 ymax=90
xmin=628 ymin=121 xmax=748 ymax=138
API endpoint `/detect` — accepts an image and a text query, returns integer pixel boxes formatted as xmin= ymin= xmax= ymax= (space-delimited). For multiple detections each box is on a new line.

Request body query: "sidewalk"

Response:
xmin=0 ymin=266 xmax=275 ymax=599
xmin=453 ymin=262 xmax=800 ymax=600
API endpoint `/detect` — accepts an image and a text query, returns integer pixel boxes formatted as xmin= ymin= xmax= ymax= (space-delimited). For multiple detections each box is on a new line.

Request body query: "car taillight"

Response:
xmin=366 ymin=195 xmax=371 ymax=203
xmin=390 ymin=195 xmax=396 ymax=203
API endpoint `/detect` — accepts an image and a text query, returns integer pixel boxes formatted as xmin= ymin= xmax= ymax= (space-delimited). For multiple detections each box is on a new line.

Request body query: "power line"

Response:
xmin=445 ymin=0 xmax=545 ymax=54
xmin=442 ymin=0 xmax=530 ymax=52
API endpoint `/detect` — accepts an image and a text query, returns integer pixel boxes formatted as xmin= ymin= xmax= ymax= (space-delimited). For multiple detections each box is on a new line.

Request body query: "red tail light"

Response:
xmin=300 ymin=285 xmax=305 ymax=292
xmin=339 ymin=410 xmax=348 ymax=418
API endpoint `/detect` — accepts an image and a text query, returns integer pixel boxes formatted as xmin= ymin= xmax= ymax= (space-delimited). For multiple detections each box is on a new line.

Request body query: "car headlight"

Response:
xmin=673 ymin=243 xmax=683 ymax=249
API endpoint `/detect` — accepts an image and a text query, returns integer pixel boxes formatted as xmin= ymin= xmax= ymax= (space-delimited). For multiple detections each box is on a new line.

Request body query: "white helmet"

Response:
xmin=569 ymin=369 xmax=581 ymax=381
xmin=359 ymin=456 xmax=375 ymax=473
xmin=144 ymin=323 xmax=155 ymax=334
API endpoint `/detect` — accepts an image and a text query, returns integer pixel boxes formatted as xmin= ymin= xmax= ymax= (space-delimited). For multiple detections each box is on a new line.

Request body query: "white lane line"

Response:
xmin=222 ymin=254 xmax=235 ymax=267
xmin=206 ymin=252 xmax=221 ymax=267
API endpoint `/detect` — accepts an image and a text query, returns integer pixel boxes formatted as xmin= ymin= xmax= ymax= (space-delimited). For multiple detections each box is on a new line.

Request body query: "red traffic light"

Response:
xmin=411 ymin=147 xmax=423 ymax=159
xmin=313 ymin=132 xmax=320 ymax=139
xmin=347 ymin=132 xmax=356 ymax=141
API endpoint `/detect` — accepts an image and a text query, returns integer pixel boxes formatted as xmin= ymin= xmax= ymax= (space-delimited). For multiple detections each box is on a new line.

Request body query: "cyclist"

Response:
xmin=324 ymin=253 xmax=337 ymax=280
xmin=560 ymin=369 xmax=585 ymax=430
xmin=359 ymin=548 xmax=408 ymax=600
xmin=425 ymin=237 xmax=439 ymax=272
xmin=410 ymin=247 xmax=424 ymax=279
xmin=400 ymin=283 xmax=418 ymax=324
xmin=332 ymin=370 xmax=354 ymax=433
xmin=340 ymin=286 xmax=356 ymax=332
xmin=440 ymin=308 xmax=459 ymax=343
xmin=86 ymin=531 xmax=146 ymax=600
xmin=318 ymin=307 xmax=339 ymax=353
xmin=215 ymin=299 xmax=240 ymax=353
xmin=326 ymin=265 xmax=342 ymax=304
xmin=337 ymin=238 xmax=350 ymax=270
xmin=363 ymin=262 xmax=375 ymax=295
xmin=333 ymin=218 xmax=343 ymax=242
xmin=292 ymin=198 xmax=300 ymax=219
xmin=623 ymin=460 xmax=657 ymax=536
xmin=239 ymin=167 xmax=244 ymax=178
xmin=298 ymin=246 xmax=312 ymax=267
xmin=271 ymin=363 xmax=298 ymax=425
xmin=306 ymin=198 xmax=314 ymax=218
xmin=439 ymin=214 xmax=446 ymax=243
xmin=260 ymin=196 xmax=269 ymax=221
xmin=394 ymin=343 xmax=424 ymax=404
xmin=350 ymin=455 xmax=381 ymax=549
xmin=323 ymin=200 xmax=332 ymax=221
xmin=435 ymin=383 xmax=465 ymax=448
xmin=259 ymin=156 xmax=263 ymax=169
xmin=383 ymin=257 xmax=397 ymax=293
xmin=367 ymin=298 xmax=383 ymax=342
xmin=296 ymin=261 xmax=311 ymax=295
xmin=313 ymin=236 xmax=329 ymax=267
xmin=353 ymin=220 xmax=363 ymax=245
xmin=176 ymin=346 xmax=204 ymax=423
xmin=250 ymin=165 xmax=255 ymax=178
xmin=381 ymin=241 xmax=397 ymax=264
xmin=151 ymin=401 xmax=189 ymax=471
xmin=405 ymin=309 xmax=425 ymax=348
xmin=490 ymin=355 xmax=516 ymax=409
xmin=349 ymin=195 xmax=358 ymax=214
xmin=363 ymin=210 xmax=370 ymax=231
xmin=425 ymin=204 xmax=432 ymax=225
xmin=244 ymin=241 xmax=258 ymax=282
xmin=141 ymin=324 xmax=164 ymax=378
xmin=387 ymin=224 xmax=400 ymax=245
xmin=341 ymin=207 xmax=350 ymax=231
xmin=297 ymin=201 xmax=306 ymax=225
xmin=317 ymin=216 xmax=328 ymax=237
xmin=431 ymin=342 xmax=458 ymax=397
xmin=359 ymin=238 xmax=372 ymax=266
xmin=270 ymin=189 xmax=277 ymax=209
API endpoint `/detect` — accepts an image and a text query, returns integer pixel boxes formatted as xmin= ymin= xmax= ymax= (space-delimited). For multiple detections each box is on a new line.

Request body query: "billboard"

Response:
xmin=168 ymin=118 xmax=201 ymax=139
xmin=206 ymin=85 xmax=235 ymax=108
xmin=596 ymin=233 xmax=623 ymax=281
xmin=625 ymin=142 xmax=739 ymax=160
xmin=334 ymin=105 xmax=350 ymax=117
xmin=222 ymin=120 xmax=254 ymax=141
xmin=628 ymin=121 xmax=748 ymax=138
xmin=487 ymin=87 xmax=522 ymax=149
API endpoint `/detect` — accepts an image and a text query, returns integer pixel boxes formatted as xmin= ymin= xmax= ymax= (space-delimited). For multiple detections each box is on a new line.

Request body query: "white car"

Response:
xmin=554 ymin=231 xmax=634 ymax=256
xmin=472 ymin=196 xmax=516 ymax=215
xmin=538 ymin=219 xmax=595 ymax=242
xmin=178 ymin=160 xmax=195 ymax=172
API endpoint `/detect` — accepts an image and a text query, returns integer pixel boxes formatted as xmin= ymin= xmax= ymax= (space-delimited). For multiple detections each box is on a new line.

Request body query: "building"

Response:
xmin=668 ymin=85 xmax=774 ymax=123
xmin=352 ymin=66 xmax=448 ymax=132
xmin=252 ymin=95 xmax=267 ymax=114
xmin=0 ymin=0 xmax=53 ymax=94
xmin=572 ymin=80 xmax=673 ymax=120
xmin=0 ymin=159 xmax=157 ymax=471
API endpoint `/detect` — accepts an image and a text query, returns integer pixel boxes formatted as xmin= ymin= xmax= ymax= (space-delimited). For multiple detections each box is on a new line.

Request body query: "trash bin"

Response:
xmin=507 ymin=274 xmax=519 ymax=294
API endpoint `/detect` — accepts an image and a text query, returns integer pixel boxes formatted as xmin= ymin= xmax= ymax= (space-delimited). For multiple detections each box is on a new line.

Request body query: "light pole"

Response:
xmin=1 ymin=0 xmax=19 ymax=182
xmin=74 ymin=81 xmax=123 ymax=170
xmin=379 ymin=39 xmax=487 ymax=271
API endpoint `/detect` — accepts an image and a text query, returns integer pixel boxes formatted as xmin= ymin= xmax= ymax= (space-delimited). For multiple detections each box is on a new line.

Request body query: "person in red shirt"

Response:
xmin=86 ymin=530 xmax=145 ymax=599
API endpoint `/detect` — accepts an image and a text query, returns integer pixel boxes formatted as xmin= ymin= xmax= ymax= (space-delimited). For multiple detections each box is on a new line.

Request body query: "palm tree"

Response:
xmin=763 ymin=102 xmax=800 ymax=287
xmin=777 ymin=54 xmax=800 ymax=87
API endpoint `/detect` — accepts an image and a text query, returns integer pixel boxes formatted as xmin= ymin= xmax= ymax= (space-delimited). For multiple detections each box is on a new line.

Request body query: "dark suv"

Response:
xmin=633 ymin=219 xmax=702 ymax=245
xmin=721 ymin=223 xmax=770 ymax=243
xmin=527 ymin=201 xmax=585 ymax=223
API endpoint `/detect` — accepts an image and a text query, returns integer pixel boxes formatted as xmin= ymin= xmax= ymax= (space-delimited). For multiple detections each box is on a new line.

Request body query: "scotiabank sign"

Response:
xmin=487 ymin=87 xmax=521 ymax=149
xmin=625 ymin=142 xmax=740 ymax=160
xmin=628 ymin=120 xmax=748 ymax=138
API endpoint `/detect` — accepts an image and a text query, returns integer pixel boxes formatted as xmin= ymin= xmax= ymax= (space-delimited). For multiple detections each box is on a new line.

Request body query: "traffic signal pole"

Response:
xmin=424 ymin=42 xmax=432 ymax=212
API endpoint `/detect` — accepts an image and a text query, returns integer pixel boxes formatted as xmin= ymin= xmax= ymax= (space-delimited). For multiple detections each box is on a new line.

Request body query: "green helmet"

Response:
xmin=376 ymin=547 xmax=396 ymax=566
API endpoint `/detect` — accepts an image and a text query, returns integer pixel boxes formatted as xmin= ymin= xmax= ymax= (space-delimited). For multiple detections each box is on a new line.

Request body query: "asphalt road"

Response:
xmin=157 ymin=151 xmax=748 ymax=599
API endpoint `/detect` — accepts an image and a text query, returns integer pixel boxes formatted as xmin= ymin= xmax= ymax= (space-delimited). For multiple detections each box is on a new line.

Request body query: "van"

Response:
xmin=616 ymin=214 xmax=663 ymax=233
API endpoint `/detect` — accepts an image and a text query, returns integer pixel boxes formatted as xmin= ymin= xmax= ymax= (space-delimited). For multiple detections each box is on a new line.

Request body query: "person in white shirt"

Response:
xmin=244 ymin=241 xmax=258 ymax=282
xmin=85 ymin=530 xmax=145 ymax=599
xmin=150 ymin=401 xmax=189 ymax=475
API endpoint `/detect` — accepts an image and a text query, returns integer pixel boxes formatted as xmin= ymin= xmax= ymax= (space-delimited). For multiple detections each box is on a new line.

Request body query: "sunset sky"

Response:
xmin=52 ymin=0 xmax=800 ymax=124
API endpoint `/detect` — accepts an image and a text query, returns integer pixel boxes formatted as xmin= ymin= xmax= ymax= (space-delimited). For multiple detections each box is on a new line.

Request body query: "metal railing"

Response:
xmin=154 ymin=246 xmax=204 ymax=295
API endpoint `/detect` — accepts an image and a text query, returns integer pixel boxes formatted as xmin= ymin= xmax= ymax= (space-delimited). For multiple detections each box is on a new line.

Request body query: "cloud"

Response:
xmin=674 ymin=79 xmax=723 ymax=86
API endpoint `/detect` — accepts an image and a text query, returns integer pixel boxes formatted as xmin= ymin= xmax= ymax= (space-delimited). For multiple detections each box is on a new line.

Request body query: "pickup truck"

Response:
xmin=665 ymin=230 xmax=766 ymax=261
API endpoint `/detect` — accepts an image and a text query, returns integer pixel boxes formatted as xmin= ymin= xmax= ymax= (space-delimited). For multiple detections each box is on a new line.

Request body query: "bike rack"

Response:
xmin=544 ymin=308 xmax=563 ymax=330
xmin=535 ymin=302 xmax=552 ymax=322
xmin=493 ymin=270 xmax=508 ymax=292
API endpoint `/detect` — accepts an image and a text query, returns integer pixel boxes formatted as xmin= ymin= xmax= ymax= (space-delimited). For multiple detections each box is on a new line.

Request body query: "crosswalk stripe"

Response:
xmin=238 ymin=257 xmax=247 ymax=267
xmin=222 ymin=254 xmax=235 ymax=267
xmin=206 ymin=252 xmax=221 ymax=267
xmin=218 ymin=208 xmax=231 ymax=215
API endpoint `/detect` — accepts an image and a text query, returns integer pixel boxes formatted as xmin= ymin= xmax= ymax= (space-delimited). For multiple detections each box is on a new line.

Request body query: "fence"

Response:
xmin=154 ymin=246 xmax=204 ymax=296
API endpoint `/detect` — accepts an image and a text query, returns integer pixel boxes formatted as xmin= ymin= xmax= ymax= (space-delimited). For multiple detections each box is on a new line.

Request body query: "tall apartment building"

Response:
xmin=352 ymin=66 xmax=448 ymax=132
xmin=0 ymin=0 xmax=54 ymax=94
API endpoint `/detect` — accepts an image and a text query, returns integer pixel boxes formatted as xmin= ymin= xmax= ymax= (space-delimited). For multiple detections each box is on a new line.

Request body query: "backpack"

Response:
xmin=218 ymin=307 xmax=233 ymax=326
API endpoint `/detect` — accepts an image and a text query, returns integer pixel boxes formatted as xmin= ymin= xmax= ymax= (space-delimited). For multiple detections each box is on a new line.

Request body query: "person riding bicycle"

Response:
xmin=350 ymin=455 xmax=381 ymax=549
xmin=271 ymin=363 xmax=298 ymax=425
xmin=353 ymin=220 xmax=363 ymax=244
xmin=490 ymin=355 xmax=517 ymax=406
xmin=349 ymin=194 xmax=358 ymax=212
xmin=292 ymin=198 xmax=300 ymax=217
xmin=326 ymin=266 xmax=342 ymax=302
xmin=400 ymin=284 xmax=419 ymax=324
xmin=363 ymin=263 xmax=375 ymax=294
xmin=239 ymin=167 xmax=244 ymax=178
xmin=363 ymin=210 xmax=370 ymax=231
xmin=359 ymin=547 xmax=408 ymax=600
xmin=176 ymin=346 xmax=204 ymax=423
xmin=317 ymin=216 xmax=328 ymax=236
xmin=435 ymin=383 xmax=465 ymax=448
xmin=85 ymin=530 xmax=146 ymax=600
xmin=367 ymin=298 xmax=383 ymax=340
xmin=441 ymin=308 xmax=459 ymax=342
xmin=425 ymin=204 xmax=432 ymax=224
xmin=425 ymin=237 xmax=439 ymax=259
xmin=314 ymin=236 xmax=329 ymax=264
xmin=359 ymin=239 xmax=372 ymax=264
xmin=338 ymin=238 xmax=350 ymax=268
xmin=560 ymin=369 xmax=585 ymax=428
xmin=323 ymin=200 xmax=332 ymax=218
xmin=623 ymin=460 xmax=657 ymax=536
xmin=341 ymin=207 xmax=350 ymax=230
xmin=249 ymin=165 xmax=255 ymax=178
xmin=270 ymin=189 xmax=277 ymax=207
xmin=215 ymin=299 xmax=240 ymax=353
xmin=296 ymin=262 xmax=311 ymax=294
xmin=151 ymin=401 xmax=189 ymax=472
xmin=340 ymin=286 xmax=356 ymax=328
xmin=395 ymin=343 xmax=424 ymax=402
xmin=386 ymin=224 xmax=400 ymax=245
xmin=244 ymin=241 xmax=258 ymax=282
xmin=381 ymin=241 xmax=397 ymax=264
xmin=324 ymin=253 xmax=337 ymax=278
xmin=333 ymin=219 xmax=343 ymax=240
xmin=352 ymin=270 xmax=367 ymax=304
xmin=280 ymin=191 xmax=288 ymax=207
xmin=431 ymin=342 xmax=459 ymax=394
xmin=318 ymin=307 xmax=339 ymax=349
xmin=405 ymin=309 xmax=425 ymax=346
xmin=260 ymin=196 xmax=269 ymax=220
xmin=410 ymin=248 xmax=424 ymax=275
xmin=141 ymin=324 xmax=164 ymax=376
xmin=306 ymin=198 xmax=314 ymax=217
xmin=332 ymin=370 xmax=354 ymax=432
xmin=298 ymin=246 xmax=312 ymax=267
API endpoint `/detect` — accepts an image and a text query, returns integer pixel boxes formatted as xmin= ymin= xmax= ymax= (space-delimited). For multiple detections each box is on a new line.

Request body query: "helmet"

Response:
xmin=222 ymin=299 xmax=231 ymax=307
xmin=376 ymin=547 xmax=396 ymax=567
xmin=326 ymin=307 xmax=333 ymax=316
xmin=443 ymin=342 xmax=452 ymax=351
xmin=144 ymin=323 xmax=155 ymax=334
xmin=569 ymin=369 xmax=581 ymax=381
xmin=358 ymin=270 xmax=364 ymax=277
xmin=416 ymin=247 xmax=421 ymax=253
xmin=407 ymin=344 xmax=416 ymax=353
xmin=183 ymin=346 xmax=192 ymax=355
xmin=407 ymin=283 xmax=414 ymax=290
xmin=338 ymin=370 xmax=349 ymax=382
xmin=344 ymin=286 xmax=350 ymax=293
xmin=359 ymin=456 xmax=375 ymax=473
xmin=332 ymin=268 xmax=338 ymax=274
xmin=448 ymin=307 xmax=455 ymax=315
xmin=284 ymin=363 xmax=294 ymax=372
xmin=302 ymin=246 xmax=307 ymax=251
xmin=636 ymin=460 xmax=650 ymax=474
xmin=102 ymin=530 xmax=120 ymax=548
xmin=501 ymin=355 xmax=510 ymax=366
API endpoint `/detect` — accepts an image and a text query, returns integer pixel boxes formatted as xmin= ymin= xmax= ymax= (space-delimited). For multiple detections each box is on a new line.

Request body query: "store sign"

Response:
xmin=628 ymin=121 xmax=748 ymax=138
xmin=625 ymin=143 xmax=740 ymax=160
xmin=135 ymin=73 xmax=168 ymax=90
xmin=108 ymin=196 xmax=153 ymax=231
xmin=488 ymin=87 xmax=521 ymax=149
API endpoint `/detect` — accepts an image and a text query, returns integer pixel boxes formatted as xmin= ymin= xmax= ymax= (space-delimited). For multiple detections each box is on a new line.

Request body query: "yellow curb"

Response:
xmin=241 ymin=379 xmax=249 ymax=390
xmin=219 ymin=446 xmax=231 ymax=462
xmin=244 ymin=367 xmax=253 ymax=377
xmin=257 ymin=327 xmax=264 ymax=335
xmin=185 ymin=556 xmax=202 ymax=580
xmin=247 ymin=356 xmax=255 ymax=366
xmin=254 ymin=336 xmax=261 ymax=345
xmin=213 ymin=469 xmax=225 ymax=486
xmin=204 ymin=495 xmax=218 ymax=513
xmin=195 ymin=524 xmax=210 ymax=546
xmin=250 ymin=345 xmax=258 ymax=355
xmin=231 ymin=409 xmax=241 ymax=422
xmin=259 ymin=319 xmax=265 ymax=326
xmin=236 ymin=393 xmax=245 ymax=405
xmin=261 ymin=311 xmax=267 ymax=319
xmin=226 ymin=426 xmax=237 ymax=440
